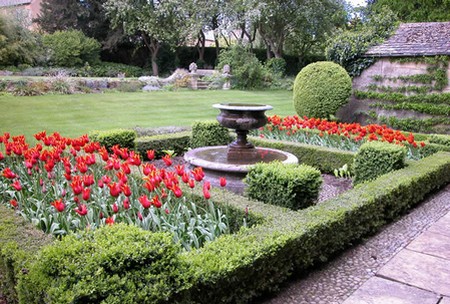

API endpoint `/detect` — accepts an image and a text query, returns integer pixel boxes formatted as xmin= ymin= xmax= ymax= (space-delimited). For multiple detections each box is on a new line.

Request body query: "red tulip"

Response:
xmin=121 ymin=184 xmax=132 ymax=197
xmin=51 ymin=199 xmax=65 ymax=212
xmin=151 ymin=195 xmax=162 ymax=208
xmin=108 ymin=182 xmax=121 ymax=197
xmin=82 ymin=188 xmax=91 ymax=201
xmin=0 ymin=151 xmax=4 ymax=161
xmin=137 ymin=212 xmax=143 ymax=221
xmin=146 ymin=150 xmax=155 ymax=160
xmin=162 ymin=154 xmax=172 ymax=167
xmin=139 ymin=194 xmax=151 ymax=209
xmin=123 ymin=198 xmax=130 ymax=210
xmin=74 ymin=204 xmax=88 ymax=216
xmin=175 ymin=165 xmax=185 ymax=176
xmin=172 ymin=186 xmax=183 ymax=198
xmin=105 ymin=217 xmax=114 ymax=225
xmin=12 ymin=180 xmax=22 ymax=191
xmin=10 ymin=199 xmax=18 ymax=208
xmin=2 ymin=168 xmax=16 ymax=179
xmin=112 ymin=203 xmax=119 ymax=213
xmin=219 ymin=177 xmax=227 ymax=187
xmin=192 ymin=167 xmax=204 ymax=182
xmin=203 ymin=188 xmax=211 ymax=200
xmin=83 ymin=174 xmax=95 ymax=187
xmin=70 ymin=176 xmax=83 ymax=195
xmin=188 ymin=179 xmax=195 ymax=189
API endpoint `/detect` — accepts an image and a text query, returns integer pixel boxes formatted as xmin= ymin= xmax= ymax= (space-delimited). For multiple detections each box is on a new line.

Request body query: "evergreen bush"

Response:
xmin=190 ymin=120 xmax=231 ymax=148
xmin=89 ymin=129 xmax=137 ymax=151
xmin=293 ymin=61 xmax=352 ymax=119
xmin=18 ymin=224 xmax=188 ymax=303
xmin=136 ymin=132 xmax=191 ymax=159
xmin=245 ymin=162 xmax=322 ymax=210
xmin=353 ymin=141 xmax=406 ymax=185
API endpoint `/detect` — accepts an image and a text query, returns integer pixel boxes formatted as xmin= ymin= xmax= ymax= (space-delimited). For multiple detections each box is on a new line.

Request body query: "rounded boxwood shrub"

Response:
xmin=293 ymin=61 xmax=352 ymax=119
xmin=18 ymin=224 xmax=188 ymax=303
xmin=353 ymin=141 xmax=406 ymax=185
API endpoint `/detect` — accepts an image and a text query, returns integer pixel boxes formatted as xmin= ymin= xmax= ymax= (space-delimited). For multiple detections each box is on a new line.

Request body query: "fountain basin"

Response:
xmin=184 ymin=146 xmax=298 ymax=194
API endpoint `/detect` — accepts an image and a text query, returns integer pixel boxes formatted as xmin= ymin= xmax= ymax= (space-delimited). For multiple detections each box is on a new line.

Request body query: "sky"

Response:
xmin=347 ymin=0 xmax=367 ymax=7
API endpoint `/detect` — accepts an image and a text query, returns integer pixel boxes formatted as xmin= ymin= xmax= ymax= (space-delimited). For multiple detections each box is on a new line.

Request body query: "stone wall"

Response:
xmin=352 ymin=58 xmax=450 ymax=93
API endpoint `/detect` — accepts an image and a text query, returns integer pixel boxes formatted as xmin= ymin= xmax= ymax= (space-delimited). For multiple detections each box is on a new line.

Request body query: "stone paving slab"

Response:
xmin=440 ymin=297 xmax=450 ymax=304
xmin=378 ymin=249 xmax=450 ymax=296
xmin=342 ymin=276 xmax=440 ymax=304
xmin=426 ymin=213 xmax=450 ymax=237
xmin=407 ymin=230 xmax=450 ymax=260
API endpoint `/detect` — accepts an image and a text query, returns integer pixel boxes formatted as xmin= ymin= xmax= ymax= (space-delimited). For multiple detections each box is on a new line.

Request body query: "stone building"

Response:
xmin=0 ymin=0 xmax=42 ymax=28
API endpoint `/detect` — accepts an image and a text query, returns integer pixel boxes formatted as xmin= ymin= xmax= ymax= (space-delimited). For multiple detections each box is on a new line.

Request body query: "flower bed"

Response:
xmin=0 ymin=131 xmax=231 ymax=251
xmin=254 ymin=115 xmax=429 ymax=159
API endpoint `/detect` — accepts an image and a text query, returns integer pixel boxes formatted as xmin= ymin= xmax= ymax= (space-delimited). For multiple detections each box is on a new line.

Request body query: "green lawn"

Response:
xmin=0 ymin=90 xmax=295 ymax=140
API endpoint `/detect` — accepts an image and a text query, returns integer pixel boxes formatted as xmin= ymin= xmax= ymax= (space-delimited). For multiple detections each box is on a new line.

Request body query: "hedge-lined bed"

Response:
xmin=1 ymin=152 xmax=449 ymax=303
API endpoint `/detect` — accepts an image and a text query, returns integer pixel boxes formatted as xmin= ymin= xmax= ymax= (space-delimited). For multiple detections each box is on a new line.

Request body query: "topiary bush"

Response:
xmin=89 ymin=129 xmax=137 ymax=151
xmin=293 ymin=61 xmax=352 ymax=119
xmin=245 ymin=162 xmax=322 ymax=210
xmin=42 ymin=30 xmax=101 ymax=67
xmin=190 ymin=120 xmax=231 ymax=148
xmin=353 ymin=141 xmax=406 ymax=185
xmin=136 ymin=132 xmax=191 ymax=159
xmin=18 ymin=224 xmax=188 ymax=303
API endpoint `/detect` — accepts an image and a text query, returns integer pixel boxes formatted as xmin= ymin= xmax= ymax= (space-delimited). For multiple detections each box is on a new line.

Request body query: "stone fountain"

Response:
xmin=184 ymin=103 xmax=298 ymax=193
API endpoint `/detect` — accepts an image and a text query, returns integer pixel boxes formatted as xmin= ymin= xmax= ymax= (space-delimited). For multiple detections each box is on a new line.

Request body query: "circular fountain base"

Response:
xmin=184 ymin=146 xmax=298 ymax=194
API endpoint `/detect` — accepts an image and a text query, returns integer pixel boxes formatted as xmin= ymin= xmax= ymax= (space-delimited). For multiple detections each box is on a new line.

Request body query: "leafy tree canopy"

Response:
xmin=368 ymin=0 xmax=450 ymax=22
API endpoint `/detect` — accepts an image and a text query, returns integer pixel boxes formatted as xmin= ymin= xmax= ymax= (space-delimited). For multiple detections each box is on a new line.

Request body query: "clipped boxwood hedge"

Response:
xmin=89 ymin=129 xmax=137 ymax=151
xmin=353 ymin=141 xmax=406 ymax=185
xmin=245 ymin=162 xmax=322 ymax=210
xmin=18 ymin=224 xmax=188 ymax=304
xmin=250 ymin=136 xmax=355 ymax=173
xmin=135 ymin=132 xmax=191 ymax=159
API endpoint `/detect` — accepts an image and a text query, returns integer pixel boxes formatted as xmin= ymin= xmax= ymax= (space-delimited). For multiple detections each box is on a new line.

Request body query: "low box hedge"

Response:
xmin=190 ymin=120 xmax=231 ymax=148
xmin=135 ymin=132 xmax=191 ymax=159
xmin=89 ymin=129 xmax=137 ymax=151
xmin=250 ymin=136 xmax=355 ymax=173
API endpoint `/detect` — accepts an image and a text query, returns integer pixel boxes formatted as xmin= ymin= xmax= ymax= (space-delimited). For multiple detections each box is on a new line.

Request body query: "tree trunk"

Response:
xmin=142 ymin=33 xmax=160 ymax=76
xmin=196 ymin=30 xmax=206 ymax=62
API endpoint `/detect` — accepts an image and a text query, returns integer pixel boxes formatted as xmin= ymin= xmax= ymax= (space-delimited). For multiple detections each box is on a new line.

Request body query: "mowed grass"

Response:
xmin=0 ymin=90 xmax=295 ymax=140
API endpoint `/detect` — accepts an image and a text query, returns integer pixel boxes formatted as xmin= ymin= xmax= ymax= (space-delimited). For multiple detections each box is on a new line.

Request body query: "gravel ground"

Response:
xmin=255 ymin=183 xmax=450 ymax=304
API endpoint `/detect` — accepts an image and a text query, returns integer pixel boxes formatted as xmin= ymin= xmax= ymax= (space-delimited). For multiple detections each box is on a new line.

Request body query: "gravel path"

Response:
xmin=255 ymin=183 xmax=450 ymax=304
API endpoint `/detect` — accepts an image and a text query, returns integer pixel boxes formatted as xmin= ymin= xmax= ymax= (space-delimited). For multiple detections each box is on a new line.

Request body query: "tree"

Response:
xmin=245 ymin=0 xmax=347 ymax=59
xmin=368 ymin=0 xmax=450 ymax=22
xmin=104 ymin=0 xmax=194 ymax=75
xmin=0 ymin=13 xmax=40 ymax=66
xmin=35 ymin=0 xmax=119 ymax=48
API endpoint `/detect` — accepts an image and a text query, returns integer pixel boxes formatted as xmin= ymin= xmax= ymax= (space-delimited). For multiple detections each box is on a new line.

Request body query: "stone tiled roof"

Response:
xmin=365 ymin=22 xmax=450 ymax=57
xmin=0 ymin=0 xmax=31 ymax=7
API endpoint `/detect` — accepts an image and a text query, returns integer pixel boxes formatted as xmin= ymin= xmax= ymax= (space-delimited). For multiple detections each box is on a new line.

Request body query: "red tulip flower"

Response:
xmin=219 ymin=177 xmax=227 ymax=187
xmin=123 ymin=198 xmax=130 ymax=210
xmin=162 ymin=154 xmax=172 ymax=167
xmin=83 ymin=174 xmax=95 ymax=187
xmin=146 ymin=150 xmax=155 ymax=161
xmin=74 ymin=204 xmax=88 ymax=216
xmin=175 ymin=165 xmax=185 ymax=176
xmin=82 ymin=188 xmax=91 ymax=201
xmin=112 ymin=203 xmax=119 ymax=213
xmin=10 ymin=199 xmax=18 ymax=208
xmin=121 ymin=184 xmax=132 ymax=197
xmin=137 ymin=212 xmax=143 ymax=221
xmin=192 ymin=167 xmax=204 ymax=182
xmin=151 ymin=195 xmax=162 ymax=208
xmin=2 ymin=168 xmax=16 ymax=179
xmin=70 ymin=176 xmax=83 ymax=195
xmin=12 ymin=180 xmax=22 ymax=191
xmin=105 ymin=217 xmax=114 ymax=226
xmin=108 ymin=182 xmax=121 ymax=197
xmin=0 ymin=151 xmax=4 ymax=161
xmin=51 ymin=199 xmax=65 ymax=212
xmin=139 ymin=194 xmax=152 ymax=209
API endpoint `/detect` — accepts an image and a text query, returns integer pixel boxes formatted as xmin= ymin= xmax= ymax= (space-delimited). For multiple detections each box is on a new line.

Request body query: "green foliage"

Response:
xmin=293 ymin=61 xmax=352 ymax=119
xmin=429 ymin=134 xmax=450 ymax=147
xmin=88 ymin=62 xmax=145 ymax=77
xmin=89 ymin=129 xmax=137 ymax=151
xmin=250 ymin=137 xmax=355 ymax=174
xmin=326 ymin=7 xmax=398 ymax=77
xmin=245 ymin=162 xmax=322 ymax=210
xmin=354 ymin=91 xmax=450 ymax=105
xmin=19 ymin=224 xmax=188 ymax=303
xmin=0 ymin=205 xmax=53 ymax=303
xmin=265 ymin=58 xmax=287 ymax=76
xmin=217 ymin=45 xmax=266 ymax=89
xmin=136 ymin=132 xmax=191 ymax=159
xmin=42 ymin=30 xmax=101 ymax=67
xmin=377 ymin=116 xmax=450 ymax=134
xmin=190 ymin=120 xmax=231 ymax=148
xmin=369 ymin=0 xmax=450 ymax=22
xmin=353 ymin=141 xmax=406 ymax=185
xmin=371 ymin=102 xmax=450 ymax=116
xmin=334 ymin=163 xmax=352 ymax=179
